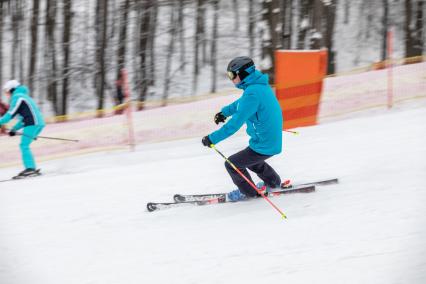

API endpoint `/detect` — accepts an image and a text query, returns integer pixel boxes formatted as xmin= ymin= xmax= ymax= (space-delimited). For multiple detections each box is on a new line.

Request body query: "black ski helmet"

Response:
xmin=227 ymin=56 xmax=254 ymax=81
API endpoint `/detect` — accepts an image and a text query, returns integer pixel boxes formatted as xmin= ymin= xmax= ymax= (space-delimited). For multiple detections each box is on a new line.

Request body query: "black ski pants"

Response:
xmin=225 ymin=147 xmax=281 ymax=197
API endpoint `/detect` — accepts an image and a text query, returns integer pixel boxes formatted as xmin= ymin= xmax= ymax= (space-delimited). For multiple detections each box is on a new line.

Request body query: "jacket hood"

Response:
xmin=12 ymin=85 xmax=29 ymax=95
xmin=236 ymin=70 xmax=269 ymax=90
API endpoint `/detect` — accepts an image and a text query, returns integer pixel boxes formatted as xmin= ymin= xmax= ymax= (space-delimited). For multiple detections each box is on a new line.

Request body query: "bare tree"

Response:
xmin=344 ymin=0 xmax=350 ymax=24
xmin=281 ymin=0 xmax=293 ymax=49
xmin=324 ymin=0 xmax=337 ymax=74
xmin=232 ymin=0 xmax=240 ymax=31
xmin=404 ymin=0 xmax=424 ymax=58
xmin=61 ymin=0 xmax=72 ymax=116
xmin=147 ymin=1 xmax=158 ymax=88
xmin=248 ymin=0 xmax=255 ymax=57
xmin=117 ymin=0 xmax=130 ymax=78
xmin=95 ymin=0 xmax=108 ymax=114
xmin=193 ymin=0 xmax=204 ymax=93
xmin=310 ymin=0 xmax=325 ymax=49
xmin=162 ymin=2 xmax=177 ymax=106
xmin=297 ymin=0 xmax=311 ymax=49
xmin=178 ymin=0 xmax=186 ymax=70
xmin=11 ymin=0 xmax=20 ymax=79
xmin=365 ymin=0 xmax=373 ymax=39
xmin=17 ymin=0 xmax=24 ymax=82
xmin=211 ymin=0 xmax=220 ymax=93
xmin=115 ymin=0 xmax=130 ymax=109
xmin=261 ymin=0 xmax=281 ymax=81
xmin=138 ymin=0 xmax=155 ymax=110
xmin=45 ymin=0 xmax=59 ymax=115
xmin=200 ymin=1 xmax=207 ymax=64
xmin=381 ymin=0 xmax=389 ymax=62
xmin=79 ymin=0 xmax=91 ymax=89
xmin=414 ymin=0 xmax=424 ymax=55
xmin=28 ymin=0 xmax=40 ymax=94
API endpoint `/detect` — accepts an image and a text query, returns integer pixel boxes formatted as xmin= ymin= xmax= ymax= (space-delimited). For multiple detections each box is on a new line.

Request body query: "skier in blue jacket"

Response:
xmin=202 ymin=56 xmax=283 ymax=201
xmin=0 ymin=80 xmax=45 ymax=178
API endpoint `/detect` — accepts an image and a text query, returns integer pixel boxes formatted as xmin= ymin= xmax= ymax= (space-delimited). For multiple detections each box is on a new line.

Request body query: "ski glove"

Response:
xmin=9 ymin=130 xmax=16 ymax=137
xmin=202 ymin=136 xmax=213 ymax=148
xmin=214 ymin=112 xmax=227 ymax=125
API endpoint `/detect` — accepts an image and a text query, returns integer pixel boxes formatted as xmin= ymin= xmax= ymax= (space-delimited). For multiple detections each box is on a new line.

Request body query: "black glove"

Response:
xmin=202 ymin=135 xmax=213 ymax=147
xmin=214 ymin=112 xmax=227 ymax=125
xmin=9 ymin=130 xmax=16 ymax=136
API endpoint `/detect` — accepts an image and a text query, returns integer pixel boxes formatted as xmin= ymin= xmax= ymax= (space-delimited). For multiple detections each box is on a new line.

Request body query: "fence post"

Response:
xmin=387 ymin=27 xmax=394 ymax=109
xmin=121 ymin=68 xmax=135 ymax=151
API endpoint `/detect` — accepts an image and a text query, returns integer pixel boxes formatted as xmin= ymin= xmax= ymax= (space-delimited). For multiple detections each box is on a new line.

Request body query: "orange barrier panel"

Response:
xmin=275 ymin=49 xmax=328 ymax=129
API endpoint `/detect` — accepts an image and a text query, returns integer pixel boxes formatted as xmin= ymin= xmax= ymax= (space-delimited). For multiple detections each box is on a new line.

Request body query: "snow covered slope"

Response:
xmin=1 ymin=106 xmax=425 ymax=284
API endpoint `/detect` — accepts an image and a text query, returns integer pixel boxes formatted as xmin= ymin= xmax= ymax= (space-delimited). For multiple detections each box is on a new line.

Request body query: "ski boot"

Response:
xmin=13 ymin=168 xmax=41 ymax=180
xmin=257 ymin=179 xmax=292 ymax=194
xmin=227 ymin=189 xmax=248 ymax=202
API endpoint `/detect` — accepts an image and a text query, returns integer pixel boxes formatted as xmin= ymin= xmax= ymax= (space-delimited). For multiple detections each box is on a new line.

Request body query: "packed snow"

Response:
xmin=1 ymin=104 xmax=426 ymax=284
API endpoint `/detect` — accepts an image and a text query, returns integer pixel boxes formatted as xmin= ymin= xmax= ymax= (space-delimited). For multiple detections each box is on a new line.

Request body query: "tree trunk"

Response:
xmin=11 ymin=0 xmax=20 ymax=79
xmin=200 ymin=1 xmax=207 ymax=64
xmin=193 ymin=0 xmax=204 ymax=94
xmin=297 ymin=0 xmax=311 ymax=49
xmin=381 ymin=0 xmax=389 ymax=62
xmin=61 ymin=0 xmax=72 ymax=116
xmin=248 ymin=0 xmax=255 ymax=57
xmin=211 ymin=0 xmax=219 ymax=93
xmin=310 ymin=0 xmax=324 ymax=49
xmin=162 ymin=3 xmax=177 ymax=106
xmin=18 ymin=0 xmax=24 ymax=82
xmin=80 ymin=0 xmax=91 ymax=89
xmin=117 ymin=0 xmax=130 ymax=78
xmin=45 ymin=0 xmax=58 ymax=115
xmin=365 ymin=0 xmax=373 ymax=39
xmin=28 ymin=0 xmax=40 ymax=95
xmin=132 ymin=3 xmax=142 ymax=90
xmin=261 ymin=0 xmax=281 ymax=81
xmin=147 ymin=1 xmax=158 ymax=87
xmin=116 ymin=0 xmax=130 ymax=109
xmin=344 ymin=0 xmax=349 ymax=24
xmin=404 ymin=0 xmax=420 ymax=58
xmin=138 ymin=0 xmax=154 ymax=110
xmin=178 ymin=0 xmax=186 ymax=71
xmin=232 ymin=0 xmax=240 ymax=31
xmin=281 ymin=0 xmax=293 ymax=49
xmin=96 ymin=0 xmax=108 ymax=114
xmin=324 ymin=0 xmax=337 ymax=74
xmin=412 ymin=0 xmax=424 ymax=57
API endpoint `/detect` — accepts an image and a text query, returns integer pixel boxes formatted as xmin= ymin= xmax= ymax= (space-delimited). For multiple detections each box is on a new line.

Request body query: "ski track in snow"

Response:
xmin=0 ymin=106 xmax=426 ymax=284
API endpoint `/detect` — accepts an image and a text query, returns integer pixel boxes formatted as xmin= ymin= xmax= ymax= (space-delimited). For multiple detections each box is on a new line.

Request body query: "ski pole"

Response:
xmin=16 ymin=132 xmax=79 ymax=142
xmin=210 ymin=144 xmax=287 ymax=219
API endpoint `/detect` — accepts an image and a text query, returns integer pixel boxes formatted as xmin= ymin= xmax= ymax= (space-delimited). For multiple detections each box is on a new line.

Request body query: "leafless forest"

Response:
xmin=0 ymin=0 xmax=424 ymax=116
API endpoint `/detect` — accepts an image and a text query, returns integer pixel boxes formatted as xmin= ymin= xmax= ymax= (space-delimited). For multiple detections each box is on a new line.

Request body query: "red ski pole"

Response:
xmin=210 ymin=144 xmax=287 ymax=219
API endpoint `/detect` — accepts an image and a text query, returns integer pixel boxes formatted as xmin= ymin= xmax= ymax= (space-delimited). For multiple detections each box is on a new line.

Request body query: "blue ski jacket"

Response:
xmin=209 ymin=69 xmax=283 ymax=155
xmin=0 ymin=85 xmax=45 ymax=131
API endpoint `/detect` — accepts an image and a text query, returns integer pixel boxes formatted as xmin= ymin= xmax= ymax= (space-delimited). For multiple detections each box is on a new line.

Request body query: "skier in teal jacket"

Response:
xmin=202 ymin=56 xmax=284 ymax=201
xmin=0 ymin=80 xmax=45 ymax=178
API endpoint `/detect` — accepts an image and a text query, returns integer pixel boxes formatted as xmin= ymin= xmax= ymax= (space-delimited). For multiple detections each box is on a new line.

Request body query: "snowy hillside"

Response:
xmin=1 ymin=105 xmax=426 ymax=283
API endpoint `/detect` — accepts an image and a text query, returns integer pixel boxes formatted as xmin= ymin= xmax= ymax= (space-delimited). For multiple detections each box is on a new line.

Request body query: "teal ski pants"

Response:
xmin=20 ymin=125 xmax=44 ymax=169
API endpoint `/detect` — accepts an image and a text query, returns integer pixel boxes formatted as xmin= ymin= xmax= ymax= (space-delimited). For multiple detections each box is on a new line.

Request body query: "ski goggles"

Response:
xmin=227 ymin=71 xmax=238 ymax=80
xmin=227 ymin=62 xmax=254 ymax=81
